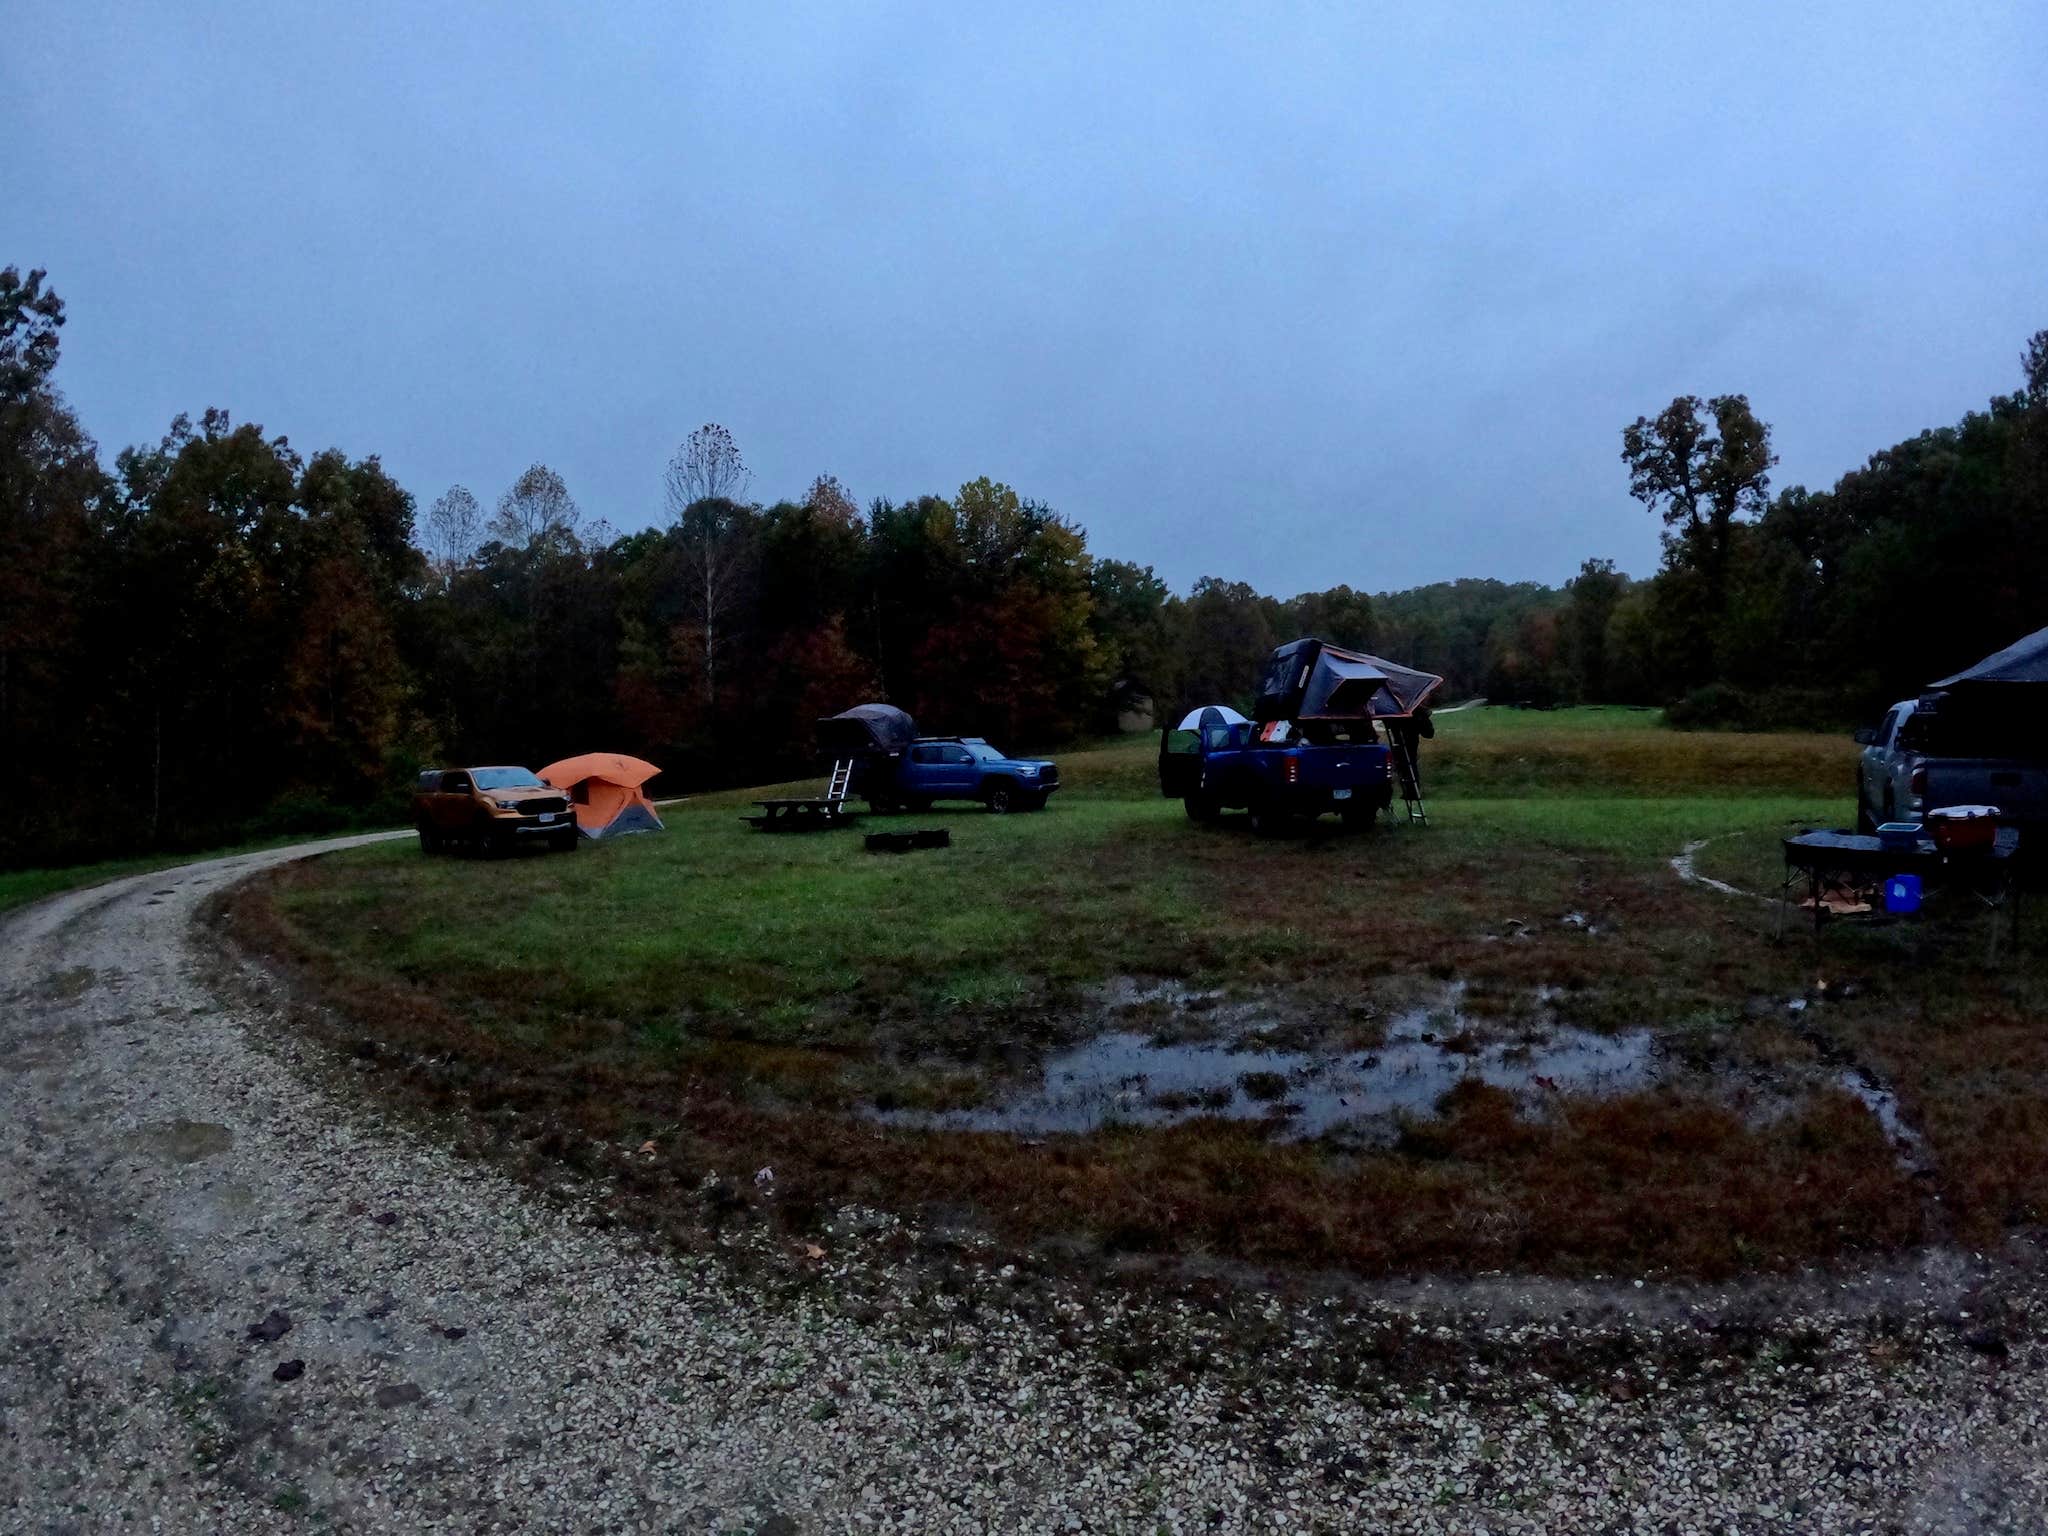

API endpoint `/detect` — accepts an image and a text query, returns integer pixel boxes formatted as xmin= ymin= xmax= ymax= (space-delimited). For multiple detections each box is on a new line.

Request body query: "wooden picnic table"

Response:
xmin=1779 ymin=828 xmax=2022 ymax=957
xmin=742 ymin=796 xmax=862 ymax=832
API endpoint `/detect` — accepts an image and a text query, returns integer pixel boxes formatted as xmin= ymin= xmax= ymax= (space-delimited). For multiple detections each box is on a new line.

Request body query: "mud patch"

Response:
xmin=46 ymin=966 xmax=100 ymax=1000
xmin=127 ymin=1118 xmax=236 ymax=1164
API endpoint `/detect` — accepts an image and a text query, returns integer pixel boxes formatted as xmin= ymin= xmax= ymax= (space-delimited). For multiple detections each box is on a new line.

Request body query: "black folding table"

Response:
xmin=1779 ymin=829 xmax=2022 ymax=957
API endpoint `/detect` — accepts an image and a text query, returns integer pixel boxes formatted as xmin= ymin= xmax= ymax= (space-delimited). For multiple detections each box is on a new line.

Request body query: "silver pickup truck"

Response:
xmin=1855 ymin=696 xmax=2048 ymax=833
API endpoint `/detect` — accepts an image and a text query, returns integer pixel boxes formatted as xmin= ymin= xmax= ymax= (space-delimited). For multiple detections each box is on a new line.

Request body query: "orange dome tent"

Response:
xmin=537 ymin=754 xmax=665 ymax=840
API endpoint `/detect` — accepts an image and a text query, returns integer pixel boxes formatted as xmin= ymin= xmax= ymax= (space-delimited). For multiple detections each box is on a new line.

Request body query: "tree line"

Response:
xmin=4 ymin=264 xmax=2044 ymax=865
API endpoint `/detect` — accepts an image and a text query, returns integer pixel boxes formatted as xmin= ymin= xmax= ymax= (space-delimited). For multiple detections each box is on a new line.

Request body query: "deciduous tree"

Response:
xmin=1621 ymin=394 xmax=1776 ymax=591
xmin=490 ymin=464 xmax=581 ymax=550
xmin=425 ymin=485 xmax=483 ymax=573
xmin=665 ymin=425 xmax=757 ymax=705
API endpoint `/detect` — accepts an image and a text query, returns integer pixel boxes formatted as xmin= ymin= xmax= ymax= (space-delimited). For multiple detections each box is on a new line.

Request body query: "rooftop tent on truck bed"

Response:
xmin=1254 ymin=639 xmax=1444 ymax=723
xmin=1913 ymin=625 xmax=2048 ymax=758
xmin=1932 ymin=624 xmax=2048 ymax=686
xmin=816 ymin=702 xmax=921 ymax=806
xmin=816 ymin=702 xmax=918 ymax=755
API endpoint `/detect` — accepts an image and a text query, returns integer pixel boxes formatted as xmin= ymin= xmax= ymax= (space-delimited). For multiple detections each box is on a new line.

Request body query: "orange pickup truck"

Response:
xmin=413 ymin=766 xmax=577 ymax=855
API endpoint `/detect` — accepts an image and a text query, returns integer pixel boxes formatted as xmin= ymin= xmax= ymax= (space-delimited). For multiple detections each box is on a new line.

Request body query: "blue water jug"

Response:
xmin=1883 ymin=873 xmax=1922 ymax=914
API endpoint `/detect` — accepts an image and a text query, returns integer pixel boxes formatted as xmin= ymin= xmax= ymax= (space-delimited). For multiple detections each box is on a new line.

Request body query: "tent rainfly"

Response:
xmin=537 ymin=753 xmax=665 ymax=839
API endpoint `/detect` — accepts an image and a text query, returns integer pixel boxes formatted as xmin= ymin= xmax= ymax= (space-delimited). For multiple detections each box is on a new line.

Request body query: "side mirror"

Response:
xmin=1852 ymin=727 xmax=1877 ymax=746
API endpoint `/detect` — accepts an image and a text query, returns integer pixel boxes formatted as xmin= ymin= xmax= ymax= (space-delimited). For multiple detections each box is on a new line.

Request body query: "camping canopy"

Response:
xmin=1254 ymin=639 xmax=1443 ymax=723
xmin=1932 ymin=625 xmax=2048 ymax=686
xmin=537 ymin=753 xmax=664 ymax=839
xmin=817 ymin=702 xmax=918 ymax=755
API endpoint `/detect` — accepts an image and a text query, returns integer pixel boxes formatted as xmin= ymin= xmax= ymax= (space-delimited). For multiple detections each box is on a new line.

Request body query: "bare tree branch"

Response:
xmin=424 ymin=484 xmax=482 ymax=574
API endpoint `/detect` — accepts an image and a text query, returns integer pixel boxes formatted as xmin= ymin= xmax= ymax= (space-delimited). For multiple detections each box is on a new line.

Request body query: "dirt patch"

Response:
xmin=126 ymin=1118 xmax=236 ymax=1165
xmin=47 ymin=965 xmax=100 ymax=999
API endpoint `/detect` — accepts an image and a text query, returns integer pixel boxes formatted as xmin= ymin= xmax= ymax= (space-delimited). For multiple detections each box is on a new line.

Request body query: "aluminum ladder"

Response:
xmin=1390 ymin=735 xmax=1428 ymax=825
xmin=825 ymin=758 xmax=854 ymax=802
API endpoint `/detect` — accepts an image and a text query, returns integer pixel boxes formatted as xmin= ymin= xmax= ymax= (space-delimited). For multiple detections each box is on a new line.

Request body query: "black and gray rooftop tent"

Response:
xmin=816 ymin=702 xmax=918 ymax=755
xmin=1254 ymin=639 xmax=1444 ymax=724
xmin=815 ymin=703 xmax=920 ymax=804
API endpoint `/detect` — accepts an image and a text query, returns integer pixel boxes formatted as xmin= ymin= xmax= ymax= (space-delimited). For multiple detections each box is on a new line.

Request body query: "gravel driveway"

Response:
xmin=4 ymin=835 xmax=2047 ymax=1533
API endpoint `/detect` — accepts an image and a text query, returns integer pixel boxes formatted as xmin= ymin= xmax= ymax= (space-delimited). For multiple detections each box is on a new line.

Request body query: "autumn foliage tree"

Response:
xmin=0 ymin=268 xmax=105 ymax=849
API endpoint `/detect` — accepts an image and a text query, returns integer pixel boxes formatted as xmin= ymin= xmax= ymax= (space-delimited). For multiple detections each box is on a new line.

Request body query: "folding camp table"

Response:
xmin=1778 ymin=829 xmax=2022 ymax=958
xmin=742 ymin=796 xmax=862 ymax=832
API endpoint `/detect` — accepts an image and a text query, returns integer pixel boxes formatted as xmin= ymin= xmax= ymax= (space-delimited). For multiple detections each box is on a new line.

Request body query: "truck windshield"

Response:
xmin=966 ymin=742 xmax=1008 ymax=762
xmin=471 ymin=767 xmax=543 ymax=790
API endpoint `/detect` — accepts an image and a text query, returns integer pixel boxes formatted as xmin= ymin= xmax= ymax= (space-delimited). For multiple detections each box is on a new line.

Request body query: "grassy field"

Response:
xmin=229 ymin=707 xmax=2048 ymax=1280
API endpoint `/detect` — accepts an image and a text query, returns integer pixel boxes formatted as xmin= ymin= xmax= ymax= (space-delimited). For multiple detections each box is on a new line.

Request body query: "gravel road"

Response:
xmin=5 ymin=835 xmax=2048 ymax=1533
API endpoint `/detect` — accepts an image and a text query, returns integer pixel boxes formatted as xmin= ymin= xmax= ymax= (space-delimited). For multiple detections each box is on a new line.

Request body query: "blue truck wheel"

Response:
xmin=1248 ymin=797 xmax=1289 ymax=837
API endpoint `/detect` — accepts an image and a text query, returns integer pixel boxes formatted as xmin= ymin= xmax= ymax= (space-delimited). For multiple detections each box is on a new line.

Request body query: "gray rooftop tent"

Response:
xmin=1933 ymin=625 xmax=2048 ymax=686
xmin=1911 ymin=625 xmax=2048 ymax=757
xmin=1254 ymin=639 xmax=1444 ymax=724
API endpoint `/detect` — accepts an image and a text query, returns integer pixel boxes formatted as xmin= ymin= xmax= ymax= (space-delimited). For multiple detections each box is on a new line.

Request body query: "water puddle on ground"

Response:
xmin=1835 ymin=1067 xmax=1932 ymax=1173
xmin=881 ymin=988 xmax=1656 ymax=1141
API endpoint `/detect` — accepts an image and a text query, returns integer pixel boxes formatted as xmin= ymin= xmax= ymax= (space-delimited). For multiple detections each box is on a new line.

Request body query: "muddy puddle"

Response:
xmin=1833 ymin=1067 xmax=1932 ymax=1173
xmin=880 ymin=986 xmax=1656 ymax=1142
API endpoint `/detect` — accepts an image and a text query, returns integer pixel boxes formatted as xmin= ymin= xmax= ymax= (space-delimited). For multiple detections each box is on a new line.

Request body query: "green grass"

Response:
xmin=1432 ymin=703 xmax=1668 ymax=733
xmin=269 ymin=789 xmax=1843 ymax=1043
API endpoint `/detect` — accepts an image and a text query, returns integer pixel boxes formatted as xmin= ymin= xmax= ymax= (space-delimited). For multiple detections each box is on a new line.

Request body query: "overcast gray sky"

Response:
xmin=7 ymin=2 xmax=2044 ymax=595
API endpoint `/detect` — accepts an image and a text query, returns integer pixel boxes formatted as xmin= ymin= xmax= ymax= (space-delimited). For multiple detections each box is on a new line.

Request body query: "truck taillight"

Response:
xmin=1285 ymin=756 xmax=1299 ymax=785
xmin=1910 ymin=765 xmax=1927 ymax=796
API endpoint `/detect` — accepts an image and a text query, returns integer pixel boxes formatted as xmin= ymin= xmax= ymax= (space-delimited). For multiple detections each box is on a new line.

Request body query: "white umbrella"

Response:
xmin=1175 ymin=704 xmax=1251 ymax=731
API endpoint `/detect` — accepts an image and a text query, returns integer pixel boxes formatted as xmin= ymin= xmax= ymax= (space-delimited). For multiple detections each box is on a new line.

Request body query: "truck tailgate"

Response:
xmin=1288 ymin=743 xmax=1390 ymax=789
xmin=1924 ymin=759 xmax=2048 ymax=822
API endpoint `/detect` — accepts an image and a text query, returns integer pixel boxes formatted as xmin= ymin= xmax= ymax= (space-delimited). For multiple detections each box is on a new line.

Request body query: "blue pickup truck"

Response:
xmin=1161 ymin=716 xmax=1392 ymax=833
xmin=875 ymin=737 xmax=1059 ymax=813
xmin=816 ymin=705 xmax=1060 ymax=814
xmin=1159 ymin=639 xmax=1442 ymax=834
